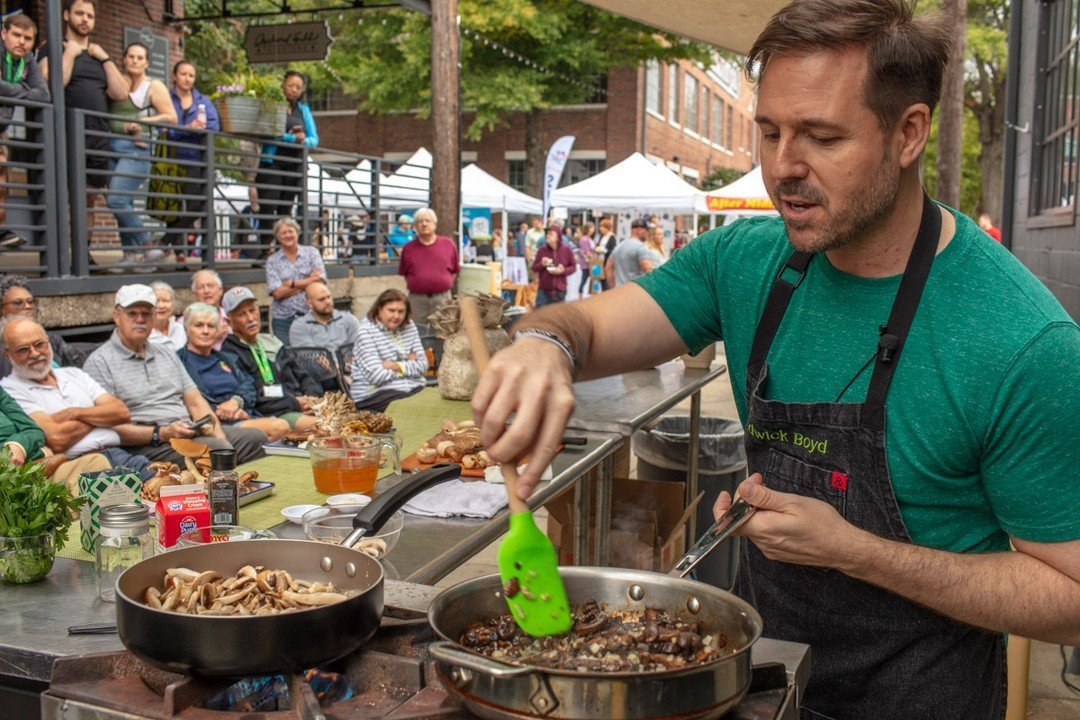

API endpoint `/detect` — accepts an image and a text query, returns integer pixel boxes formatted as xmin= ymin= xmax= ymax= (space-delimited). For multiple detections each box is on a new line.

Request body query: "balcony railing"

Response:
xmin=0 ymin=99 xmax=433 ymax=288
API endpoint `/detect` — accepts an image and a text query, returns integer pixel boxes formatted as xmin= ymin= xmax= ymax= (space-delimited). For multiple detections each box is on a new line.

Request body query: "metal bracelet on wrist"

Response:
xmin=512 ymin=329 xmax=576 ymax=369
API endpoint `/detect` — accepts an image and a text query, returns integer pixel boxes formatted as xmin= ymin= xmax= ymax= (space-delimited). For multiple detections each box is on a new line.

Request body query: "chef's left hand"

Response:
xmin=713 ymin=474 xmax=864 ymax=570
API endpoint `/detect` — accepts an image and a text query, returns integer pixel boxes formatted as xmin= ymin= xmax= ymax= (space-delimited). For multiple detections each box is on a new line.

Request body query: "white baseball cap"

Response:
xmin=114 ymin=284 xmax=157 ymax=308
xmin=222 ymin=286 xmax=257 ymax=315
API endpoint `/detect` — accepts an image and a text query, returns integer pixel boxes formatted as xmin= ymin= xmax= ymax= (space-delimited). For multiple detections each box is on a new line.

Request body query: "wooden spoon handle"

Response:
xmin=460 ymin=295 xmax=528 ymax=514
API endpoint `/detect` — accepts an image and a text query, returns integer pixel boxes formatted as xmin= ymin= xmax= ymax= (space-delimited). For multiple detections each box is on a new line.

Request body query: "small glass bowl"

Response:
xmin=301 ymin=507 xmax=403 ymax=555
xmin=175 ymin=524 xmax=275 ymax=549
xmin=326 ymin=493 xmax=372 ymax=514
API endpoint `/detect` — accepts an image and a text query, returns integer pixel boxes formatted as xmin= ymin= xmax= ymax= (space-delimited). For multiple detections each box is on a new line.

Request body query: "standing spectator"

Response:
xmin=0 ymin=276 xmax=71 ymax=377
xmin=254 ymin=71 xmax=318 ymax=220
xmin=524 ymin=217 xmax=544 ymax=249
xmin=511 ymin=222 xmax=528 ymax=257
xmin=220 ymin=286 xmax=319 ymax=432
xmin=190 ymin=269 xmax=229 ymax=350
xmin=604 ymin=218 xmax=654 ymax=287
xmin=0 ymin=13 xmax=48 ymax=246
xmin=265 ymin=218 xmax=326 ymax=343
xmin=106 ymin=43 xmax=175 ymax=267
xmin=289 ymin=281 xmax=361 ymax=352
xmin=177 ymin=303 xmax=289 ymax=442
xmin=1 ymin=317 xmax=150 ymax=479
xmin=643 ymin=225 xmax=668 ymax=270
xmin=386 ymin=213 xmax=414 ymax=257
xmin=147 ymin=281 xmax=185 ymax=351
xmin=39 ymin=1 xmax=126 ymax=233
xmin=532 ymin=226 xmax=577 ymax=308
xmin=577 ymin=227 xmax=595 ymax=297
xmin=977 ymin=213 xmax=1002 ymax=242
xmin=163 ymin=60 xmax=219 ymax=258
xmin=350 ymin=290 xmax=427 ymax=412
xmin=397 ymin=207 xmax=459 ymax=323
xmin=597 ymin=216 xmax=617 ymax=259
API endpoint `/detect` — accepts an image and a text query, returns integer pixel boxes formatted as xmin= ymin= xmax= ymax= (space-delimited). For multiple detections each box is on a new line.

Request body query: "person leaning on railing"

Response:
xmin=176 ymin=303 xmax=290 ymax=443
xmin=163 ymin=59 xmax=219 ymax=258
xmin=0 ymin=13 xmax=48 ymax=247
xmin=253 ymin=70 xmax=318 ymax=221
xmin=106 ymin=42 xmax=175 ymax=267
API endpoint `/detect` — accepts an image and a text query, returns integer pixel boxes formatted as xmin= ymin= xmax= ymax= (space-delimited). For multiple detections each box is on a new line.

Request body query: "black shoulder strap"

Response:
xmin=746 ymin=250 xmax=813 ymax=389
xmin=863 ymin=193 xmax=942 ymax=429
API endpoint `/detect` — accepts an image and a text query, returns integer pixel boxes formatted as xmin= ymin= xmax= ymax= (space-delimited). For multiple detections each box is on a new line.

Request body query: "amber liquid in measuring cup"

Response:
xmin=311 ymin=457 xmax=379 ymax=494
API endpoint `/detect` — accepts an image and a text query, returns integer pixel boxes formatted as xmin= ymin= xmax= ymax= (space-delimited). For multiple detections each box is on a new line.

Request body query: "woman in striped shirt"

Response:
xmin=350 ymin=290 xmax=428 ymax=412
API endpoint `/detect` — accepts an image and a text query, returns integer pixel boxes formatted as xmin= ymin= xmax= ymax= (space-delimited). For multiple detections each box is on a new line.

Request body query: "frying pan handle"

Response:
xmin=670 ymin=497 xmax=756 ymax=579
xmin=351 ymin=462 xmax=461 ymax=536
xmin=428 ymin=641 xmax=535 ymax=677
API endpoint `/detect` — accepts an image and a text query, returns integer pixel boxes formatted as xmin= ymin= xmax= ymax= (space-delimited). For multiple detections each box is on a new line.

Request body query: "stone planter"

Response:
xmin=438 ymin=329 xmax=510 ymax=400
xmin=219 ymin=96 xmax=287 ymax=137
xmin=0 ymin=533 xmax=56 ymax=584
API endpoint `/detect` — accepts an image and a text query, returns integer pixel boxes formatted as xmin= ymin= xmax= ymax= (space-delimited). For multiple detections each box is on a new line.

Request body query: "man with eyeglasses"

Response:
xmin=0 ymin=276 xmax=73 ymax=378
xmin=82 ymin=284 xmax=267 ymax=464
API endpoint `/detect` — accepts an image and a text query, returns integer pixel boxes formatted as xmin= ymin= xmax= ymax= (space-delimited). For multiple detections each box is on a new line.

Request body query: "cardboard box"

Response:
xmin=78 ymin=468 xmax=143 ymax=553
xmin=545 ymin=477 xmax=701 ymax=573
xmin=156 ymin=484 xmax=210 ymax=553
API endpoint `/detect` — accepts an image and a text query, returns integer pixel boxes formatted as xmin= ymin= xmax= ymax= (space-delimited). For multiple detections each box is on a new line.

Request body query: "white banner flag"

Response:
xmin=541 ymin=135 xmax=575 ymax=224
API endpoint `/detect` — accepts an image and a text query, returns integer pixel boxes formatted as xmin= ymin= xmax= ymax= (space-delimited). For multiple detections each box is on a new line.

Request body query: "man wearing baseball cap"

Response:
xmin=82 ymin=284 xmax=267 ymax=464
xmin=604 ymin=218 xmax=655 ymax=287
xmin=220 ymin=286 xmax=320 ymax=432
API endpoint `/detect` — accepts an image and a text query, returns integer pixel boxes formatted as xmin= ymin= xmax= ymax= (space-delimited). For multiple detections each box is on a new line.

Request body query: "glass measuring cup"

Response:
xmin=308 ymin=434 xmax=402 ymax=495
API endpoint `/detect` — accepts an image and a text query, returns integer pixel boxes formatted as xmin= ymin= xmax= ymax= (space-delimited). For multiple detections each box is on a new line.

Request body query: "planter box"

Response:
xmin=219 ymin=96 xmax=287 ymax=137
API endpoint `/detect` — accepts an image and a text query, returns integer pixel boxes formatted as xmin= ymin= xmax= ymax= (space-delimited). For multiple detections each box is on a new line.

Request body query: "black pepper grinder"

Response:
xmin=207 ymin=448 xmax=240 ymax=526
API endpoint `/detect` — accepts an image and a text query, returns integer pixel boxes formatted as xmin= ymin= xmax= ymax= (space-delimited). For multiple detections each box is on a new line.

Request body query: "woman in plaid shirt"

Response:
xmin=349 ymin=290 xmax=428 ymax=412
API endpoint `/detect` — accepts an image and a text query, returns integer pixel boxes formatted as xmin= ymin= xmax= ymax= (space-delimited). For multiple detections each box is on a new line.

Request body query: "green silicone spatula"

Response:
xmin=460 ymin=296 xmax=573 ymax=637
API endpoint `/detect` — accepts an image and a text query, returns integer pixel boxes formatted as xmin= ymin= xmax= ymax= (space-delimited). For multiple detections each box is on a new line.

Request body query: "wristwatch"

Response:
xmin=150 ymin=424 xmax=161 ymax=446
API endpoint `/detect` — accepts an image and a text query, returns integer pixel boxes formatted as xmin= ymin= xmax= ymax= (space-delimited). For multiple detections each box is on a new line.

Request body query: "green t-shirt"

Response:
xmin=638 ymin=209 xmax=1080 ymax=553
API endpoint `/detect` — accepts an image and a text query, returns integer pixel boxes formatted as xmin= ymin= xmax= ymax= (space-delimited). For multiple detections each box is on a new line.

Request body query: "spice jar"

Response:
xmin=208 ymin=449 xmax=240 ymax=526
xmin=95 ymin=503 xmax=153 ymax=602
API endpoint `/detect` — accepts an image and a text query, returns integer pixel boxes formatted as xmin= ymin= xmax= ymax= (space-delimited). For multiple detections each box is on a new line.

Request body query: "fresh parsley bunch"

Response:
xmin=0 ymin=455 xmax=84 ymax=582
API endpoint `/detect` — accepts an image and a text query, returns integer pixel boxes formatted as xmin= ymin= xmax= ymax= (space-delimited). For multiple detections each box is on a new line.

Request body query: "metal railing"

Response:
xmin=0 ymin=100 xmax=434 ymax=283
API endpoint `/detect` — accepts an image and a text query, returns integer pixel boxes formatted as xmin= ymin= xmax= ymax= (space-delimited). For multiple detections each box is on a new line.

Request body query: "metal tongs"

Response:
xmin=670 ymin=498 xmax=756 ymax=578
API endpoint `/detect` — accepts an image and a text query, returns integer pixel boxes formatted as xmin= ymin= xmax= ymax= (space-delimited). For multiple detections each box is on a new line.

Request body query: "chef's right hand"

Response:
xmin=472 ymin=338 xmax=575 ymax=499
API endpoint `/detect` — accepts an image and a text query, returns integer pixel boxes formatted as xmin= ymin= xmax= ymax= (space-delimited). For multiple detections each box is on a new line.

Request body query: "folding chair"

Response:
xmin=336 ymin=343 xmax=354 ymax=392
xmin=277 ymin=346 xmax=344 ymax=393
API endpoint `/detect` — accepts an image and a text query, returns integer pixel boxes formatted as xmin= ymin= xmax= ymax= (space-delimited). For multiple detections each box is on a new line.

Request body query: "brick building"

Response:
xmin=316 ymin=55 xmax=758 ymax=197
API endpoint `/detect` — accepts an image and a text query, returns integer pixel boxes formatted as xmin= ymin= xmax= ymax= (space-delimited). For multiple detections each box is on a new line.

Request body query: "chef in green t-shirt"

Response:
xmin=470 ymin=2 xmax=1080 ymax=719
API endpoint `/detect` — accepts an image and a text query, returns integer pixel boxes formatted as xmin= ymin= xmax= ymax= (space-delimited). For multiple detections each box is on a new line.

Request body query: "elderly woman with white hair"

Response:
xmin=265 ymin=217 xmax=326 ymax=343
xmin=176 ymin=303 xmax=290 ymax=441
xmin=148 ymin=281 xmax=186 ymax=351
xmin=396 ymin=207 xmax=459 ymax=323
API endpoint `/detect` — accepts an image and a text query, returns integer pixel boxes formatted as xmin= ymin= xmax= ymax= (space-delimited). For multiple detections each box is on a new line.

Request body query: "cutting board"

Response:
xmin=401 ymin=445 xmax=562 ymax=479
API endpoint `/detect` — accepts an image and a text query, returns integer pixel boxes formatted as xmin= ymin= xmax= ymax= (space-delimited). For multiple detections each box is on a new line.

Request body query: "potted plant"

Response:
xmin=213 ymin=70 xmax=288 ymax=137
xmin=0 ymin=456 xmax=83 ymax=584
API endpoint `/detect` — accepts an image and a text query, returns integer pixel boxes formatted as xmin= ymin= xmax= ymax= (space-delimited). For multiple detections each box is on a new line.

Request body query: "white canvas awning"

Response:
xmin=551 ymin=152 xmax=706 ymax=213
xmin=379 ymin=148 xmax=432 ymax=208
xmin=698 ymin=166 xmax=776 ymax=215
xmin=461 ymin=163 xmax=542 ymax=214
xmin=580 ymin=0 xmax=784 ymax=54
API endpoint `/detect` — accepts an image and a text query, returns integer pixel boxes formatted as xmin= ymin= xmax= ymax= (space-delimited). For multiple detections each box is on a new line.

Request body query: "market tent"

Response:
xmin=461 ymin=163 xmax=542 ymax=214
xmin=698 ymin=166 xmax=776 ymax=216
xmin=580 ymin=0 xmax=784 ymax=54
xmin=551 ymin=152 xmax=705 ymax=212
xmin=380 ymin=148 xmax=432 ymax=208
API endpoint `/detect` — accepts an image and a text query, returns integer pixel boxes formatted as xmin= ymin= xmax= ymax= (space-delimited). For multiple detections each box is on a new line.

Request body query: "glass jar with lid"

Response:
xmin=95 ymin=503 xmax=153 ymax=602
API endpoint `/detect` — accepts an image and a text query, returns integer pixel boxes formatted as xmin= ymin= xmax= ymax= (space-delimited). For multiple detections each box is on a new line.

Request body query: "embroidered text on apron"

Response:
xmin=734 ymin=195 xmax=1007 ymax=720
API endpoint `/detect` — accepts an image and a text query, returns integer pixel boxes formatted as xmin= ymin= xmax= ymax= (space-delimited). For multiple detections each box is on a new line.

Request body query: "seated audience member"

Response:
xmin=288 ymin=281 xmax=360 ymax=352
xmin=177 ymin=303 xmax=290 ymax=442
xmin=190 ymin=269 xmax=229 ymax=349
xmin=1 ymin=317 xmax=151 ymax=478
xmin=220 ymin=287 xmax=319 ymax=432
xmin=83 ymin=284 xmax=267 ymax=464
xmin=148 ymin=281 xmax=185 ymax=351
xmin=350 ymin=289 xmax=427 ymax=412
xmin=0 ymin=276 xmax=72 ymax=377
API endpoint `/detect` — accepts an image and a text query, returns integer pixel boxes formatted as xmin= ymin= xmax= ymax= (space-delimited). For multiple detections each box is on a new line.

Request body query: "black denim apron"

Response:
xmin=734 ymin=196 xmax=1007 ymax=720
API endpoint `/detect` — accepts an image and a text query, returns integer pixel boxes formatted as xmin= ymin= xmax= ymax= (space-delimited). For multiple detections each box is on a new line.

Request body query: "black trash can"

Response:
xmin=632 ymin=416 xmax=746 ymax=589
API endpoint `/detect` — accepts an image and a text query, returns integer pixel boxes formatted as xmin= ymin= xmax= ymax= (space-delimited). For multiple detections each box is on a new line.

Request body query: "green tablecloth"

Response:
xmin=58 ymin=389 xmax=473 ymax=562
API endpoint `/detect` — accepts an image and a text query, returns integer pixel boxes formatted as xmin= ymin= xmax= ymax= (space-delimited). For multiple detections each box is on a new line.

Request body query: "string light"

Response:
xmin=460 ymin=26 xmax=606 ymax=99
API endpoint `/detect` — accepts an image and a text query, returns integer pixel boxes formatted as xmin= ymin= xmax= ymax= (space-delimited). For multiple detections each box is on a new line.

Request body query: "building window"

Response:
xmin=507 ymin=160 xmax=526 ymax=192
xmin=667 ymin=64 xmax=679 ymax=123
xmin=1031 ymin=0 xmax=1080 ymax=217
xmin=683 ymin=74 xmax=699 ymax=133
xmin=562 ymin=158 xmax=606 ymax=187
xmin=645 ymin=61 xmax=661 ymax=115
xmin=725 ymin=102 xmax=734 ymax=149
xmin=711 ymin=95 xmax=723 ymax=145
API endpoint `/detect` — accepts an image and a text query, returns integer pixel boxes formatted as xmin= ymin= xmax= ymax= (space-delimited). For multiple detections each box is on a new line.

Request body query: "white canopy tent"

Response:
xmin=551 ymin=152 xmax=706 ymax=212
xmin=379 ymin=148 xmax=432 ymax=208
xmin=697 ymin=166 xmax=776 ymax=217
xmin=461 ymin=163 xmax=542 ymax=215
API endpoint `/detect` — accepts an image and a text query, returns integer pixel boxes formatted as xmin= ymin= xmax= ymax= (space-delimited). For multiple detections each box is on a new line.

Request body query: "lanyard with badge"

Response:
xmin=250 ymin=340 xmax=284 ymax=398
xmin=4 ymin=53 xmax=23 ymax=84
